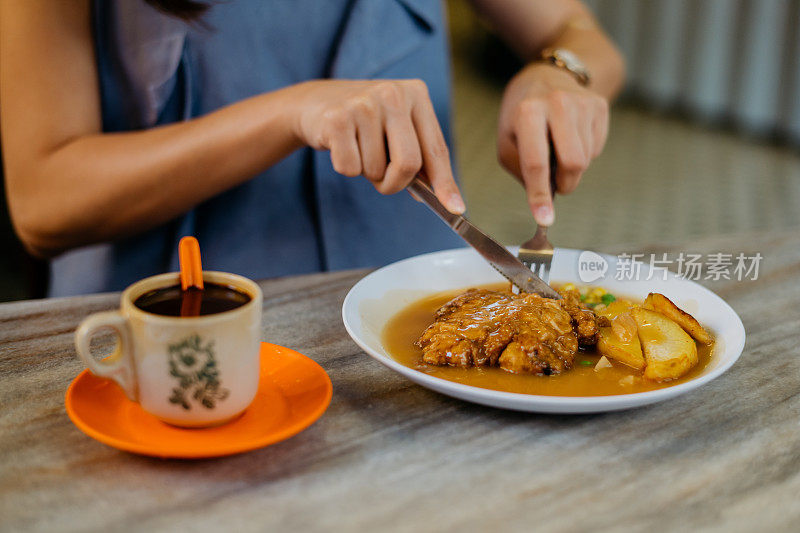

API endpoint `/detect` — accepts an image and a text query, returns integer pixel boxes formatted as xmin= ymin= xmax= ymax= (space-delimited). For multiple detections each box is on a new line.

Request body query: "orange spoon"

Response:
xmin=178 ymin=236 xmax=204 ymax=317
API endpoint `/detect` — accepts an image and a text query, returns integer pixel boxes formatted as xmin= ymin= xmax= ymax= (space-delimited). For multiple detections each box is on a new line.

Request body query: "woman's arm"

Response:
xmin=469 ymin=0 xmax=624 ymax=99
xmin=469 ymin=0 xmax=625 ymax=225
xmin=0 ymin=0 xmax=462 ymax=257
xmin=1 ymin=0 xmax=301 ymax=256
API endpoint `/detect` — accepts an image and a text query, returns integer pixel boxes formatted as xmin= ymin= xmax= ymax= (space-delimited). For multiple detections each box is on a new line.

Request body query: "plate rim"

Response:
xmin=342 ymin=247 xmax=746 ymax=412
xmin=65 ymin=342 xmax=333 ymax=458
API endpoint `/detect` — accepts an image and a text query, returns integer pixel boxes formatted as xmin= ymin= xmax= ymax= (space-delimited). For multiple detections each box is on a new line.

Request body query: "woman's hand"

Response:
xmin=497 ymin=63 xmax=609 ymax=225
xmin=291 ymin=79 xmax=465 ymax=214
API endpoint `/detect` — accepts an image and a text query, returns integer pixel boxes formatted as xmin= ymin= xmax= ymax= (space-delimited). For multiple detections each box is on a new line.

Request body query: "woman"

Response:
xmin=0 ymin=0 xmax=624 ymax=296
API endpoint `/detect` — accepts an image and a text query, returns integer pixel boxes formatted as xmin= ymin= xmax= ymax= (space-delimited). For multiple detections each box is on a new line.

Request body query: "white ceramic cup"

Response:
xmin=75 ymin=271 xmax=263 ymax=427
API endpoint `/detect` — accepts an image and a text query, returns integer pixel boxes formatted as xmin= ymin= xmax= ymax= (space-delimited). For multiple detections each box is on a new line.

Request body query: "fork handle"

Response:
xmin=548 ymin=135 xmax=558 ymax=199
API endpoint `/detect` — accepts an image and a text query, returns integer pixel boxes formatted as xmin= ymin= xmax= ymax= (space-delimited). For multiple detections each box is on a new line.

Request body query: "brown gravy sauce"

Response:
xmin=382 ymin=283 xmax=713 ymax=397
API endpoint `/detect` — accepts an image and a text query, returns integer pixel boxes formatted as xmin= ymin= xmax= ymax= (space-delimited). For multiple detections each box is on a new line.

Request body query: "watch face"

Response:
xmin=552 ymin=48 xmax=589 ymax=84
xmin=555 ymin=49 xmax=581 ymax=69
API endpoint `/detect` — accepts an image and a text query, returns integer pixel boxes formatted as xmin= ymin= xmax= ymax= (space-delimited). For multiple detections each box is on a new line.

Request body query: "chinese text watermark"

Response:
xmin=577 ymin=251 xmax=762 ymax=283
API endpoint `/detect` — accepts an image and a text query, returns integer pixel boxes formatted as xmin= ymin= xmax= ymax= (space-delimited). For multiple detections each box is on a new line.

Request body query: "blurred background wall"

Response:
xmin=586 ymin=0 xmax=800 ymax=145
xmin=1 ymin=0 xmax=799 ymax=302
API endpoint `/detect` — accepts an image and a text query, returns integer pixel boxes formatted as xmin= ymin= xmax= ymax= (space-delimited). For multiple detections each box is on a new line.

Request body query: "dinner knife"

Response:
xmin=408 ymin=178 xmax=561 ymax=299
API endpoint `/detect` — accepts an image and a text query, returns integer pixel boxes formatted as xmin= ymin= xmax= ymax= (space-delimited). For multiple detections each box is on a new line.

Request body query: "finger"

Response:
xmin=591 ymin=100 xmax=609 ymax=158
xmin=548 ymin=97 xmax=587 ymax=195
xmin=515 ymin=103 xmax=554 ymax=225
xmin=328 ymin=119 xmax=362 ymax=178
xmin=579 ymin=108 xmax=594 ymax=170
xmin=497 ymin=133 xmax=523 ymax=182
xmin=353 ymin=102 xmax=387 ymax=182
xmin=411 ymin=89 xmax=464 ymax=214
xmin=382 ymin=108 xmax=422 ymax=195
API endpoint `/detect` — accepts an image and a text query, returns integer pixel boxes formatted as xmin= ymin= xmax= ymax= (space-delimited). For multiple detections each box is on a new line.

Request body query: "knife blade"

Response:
xmin=408 ymin=178 xmax=561 ymax=299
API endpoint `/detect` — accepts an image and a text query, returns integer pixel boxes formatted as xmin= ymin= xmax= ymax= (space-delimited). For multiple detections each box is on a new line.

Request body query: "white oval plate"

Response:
xmin=342 ymin=248 xmax=746 ymax=413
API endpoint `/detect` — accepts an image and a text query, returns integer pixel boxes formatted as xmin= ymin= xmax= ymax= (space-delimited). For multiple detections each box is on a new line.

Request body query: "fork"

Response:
xmin=518 ymin=140 xmax=558 ymax=283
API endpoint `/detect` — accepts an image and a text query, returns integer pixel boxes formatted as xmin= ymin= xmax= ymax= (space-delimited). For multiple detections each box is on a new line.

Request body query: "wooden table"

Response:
xmin=2 ymin=230 xmax=799 ymax=532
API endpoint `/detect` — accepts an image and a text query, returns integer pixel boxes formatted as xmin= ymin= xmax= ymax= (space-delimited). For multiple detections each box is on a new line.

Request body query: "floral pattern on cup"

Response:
xmin=167 ymin=334 xmax=229 ymax=410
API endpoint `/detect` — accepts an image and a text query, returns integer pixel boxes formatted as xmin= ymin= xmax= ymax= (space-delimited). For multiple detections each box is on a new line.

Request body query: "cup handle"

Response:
xmin=74 ymin=311 xmax=137 ymax=402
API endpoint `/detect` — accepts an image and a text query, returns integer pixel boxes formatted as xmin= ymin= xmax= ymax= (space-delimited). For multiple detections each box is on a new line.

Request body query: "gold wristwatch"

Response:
xmin=541 ymin=48 xmax=591 ymax=87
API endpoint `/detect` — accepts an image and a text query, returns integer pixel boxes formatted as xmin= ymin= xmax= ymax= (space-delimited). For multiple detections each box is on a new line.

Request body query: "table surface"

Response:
xmin=2 ymin=230 xmax=799 ymax=533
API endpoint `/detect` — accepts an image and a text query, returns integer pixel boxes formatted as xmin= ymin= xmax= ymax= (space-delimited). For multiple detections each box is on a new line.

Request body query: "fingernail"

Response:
xmin=449 ymin=194 xmax=466 ymax=214
xmin=533 ymin=204 xmax=554 ymax=226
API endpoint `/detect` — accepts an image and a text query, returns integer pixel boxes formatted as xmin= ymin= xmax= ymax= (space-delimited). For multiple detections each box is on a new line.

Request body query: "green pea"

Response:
xmin=601 ymin=293 xmax=617 ymax=305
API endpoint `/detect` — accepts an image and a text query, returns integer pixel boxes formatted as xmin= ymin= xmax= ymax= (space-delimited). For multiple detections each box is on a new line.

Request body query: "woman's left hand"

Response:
xmin=497 ymin=62 xmax=609 ymax=226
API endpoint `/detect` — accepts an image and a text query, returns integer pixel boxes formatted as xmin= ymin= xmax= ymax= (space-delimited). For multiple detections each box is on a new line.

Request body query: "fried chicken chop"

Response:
xmin=416 ymin=288 xmax=608 ymax=375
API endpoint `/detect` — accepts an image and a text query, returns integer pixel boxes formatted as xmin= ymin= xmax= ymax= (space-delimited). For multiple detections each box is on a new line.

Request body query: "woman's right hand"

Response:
xmin=2 ymin=0 xmax=464 ymax=257
xmin=290 ymin=79 xmax=465 ymax=214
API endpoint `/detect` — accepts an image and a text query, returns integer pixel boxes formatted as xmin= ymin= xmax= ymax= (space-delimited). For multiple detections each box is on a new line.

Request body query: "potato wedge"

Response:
xmin=596 ymin=300 xmax=635 ymax=320
xmin=597 ymin=326 xmax=645 ymax=370
xmin=633 ymin=308 xmax=698 ymax=381
xmin=643 ymin=293 xmax=713 ymax=344
xmin=611 ymin=312 xmax=638 ymax=342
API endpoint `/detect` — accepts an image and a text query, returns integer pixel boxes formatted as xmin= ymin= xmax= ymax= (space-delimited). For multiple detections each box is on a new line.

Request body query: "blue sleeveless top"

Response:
xmin=49 ymin=0 xmax=462 ymax=296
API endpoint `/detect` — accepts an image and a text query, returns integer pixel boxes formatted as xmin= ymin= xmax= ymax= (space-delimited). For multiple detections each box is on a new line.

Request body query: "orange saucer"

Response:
xmin=65 ymin=343 xmax=332 ymax=459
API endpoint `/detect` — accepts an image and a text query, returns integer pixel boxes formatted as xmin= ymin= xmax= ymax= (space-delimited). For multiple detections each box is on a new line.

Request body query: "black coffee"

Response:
xmin=134 ymin=282 xmax=251 ymax=316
